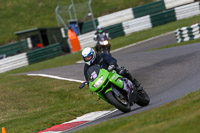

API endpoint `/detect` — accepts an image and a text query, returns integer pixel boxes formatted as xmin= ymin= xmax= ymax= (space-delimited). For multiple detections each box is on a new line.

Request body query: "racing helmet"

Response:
xmin=82 ymin=47 xmax=96 ymax=65
xmin=97 ymin=25 xmax=103 ymax=33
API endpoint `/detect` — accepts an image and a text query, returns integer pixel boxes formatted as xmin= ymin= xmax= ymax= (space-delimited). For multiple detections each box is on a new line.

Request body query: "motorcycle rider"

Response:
xmin=82 ymin=47 xmax=142 ymax=98
xmin=93 ymin=25 xmax=110 ymax=52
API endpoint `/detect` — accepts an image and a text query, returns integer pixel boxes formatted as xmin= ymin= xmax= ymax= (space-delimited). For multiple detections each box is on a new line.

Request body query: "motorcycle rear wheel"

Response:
xmin=106 ymin=91 xmax=131 ymax=113
xmin=136 ymin=89 xmax=150 ymax=106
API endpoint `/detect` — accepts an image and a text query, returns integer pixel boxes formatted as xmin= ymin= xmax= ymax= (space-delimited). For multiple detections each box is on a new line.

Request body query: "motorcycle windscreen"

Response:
xmin=87 ymin=65 xmax=100 ymax=82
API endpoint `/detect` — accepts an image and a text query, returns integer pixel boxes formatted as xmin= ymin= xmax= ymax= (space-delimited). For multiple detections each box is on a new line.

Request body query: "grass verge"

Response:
xmin=0 ymin=75 xmax=112 ymax=133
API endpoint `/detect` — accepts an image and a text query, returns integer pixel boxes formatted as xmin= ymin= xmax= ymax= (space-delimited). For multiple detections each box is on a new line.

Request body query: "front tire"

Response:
xmin=136 ymin=89 xmax=150 ymax=106
xmin=106 ymin=91 xmax=131 ymax=113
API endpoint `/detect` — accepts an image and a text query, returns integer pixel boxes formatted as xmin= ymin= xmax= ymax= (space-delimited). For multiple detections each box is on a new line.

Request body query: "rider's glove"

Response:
xmin=108 ymin=65 xmax=115 ymax=72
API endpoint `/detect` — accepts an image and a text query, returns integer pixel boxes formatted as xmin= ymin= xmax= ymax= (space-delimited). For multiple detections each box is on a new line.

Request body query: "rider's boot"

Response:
xmin=132 ymin=78 xmax=143 ymax=92
xmin=117 ymin=66 xmax=143 ymax=90
xmin=124 ymin=70 xmax=141 ymax=88
xmin=126 ymin=72 xmax=143 ymax=92
xmin=132 ymin=78 xmax=141 ymax=87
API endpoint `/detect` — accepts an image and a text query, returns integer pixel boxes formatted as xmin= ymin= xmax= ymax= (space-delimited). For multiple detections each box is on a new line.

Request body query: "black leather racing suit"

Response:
xmin=84 ymin=52 xmax=117 ymax=85
xmin=83 ymin=52 xmax=140 ymax=87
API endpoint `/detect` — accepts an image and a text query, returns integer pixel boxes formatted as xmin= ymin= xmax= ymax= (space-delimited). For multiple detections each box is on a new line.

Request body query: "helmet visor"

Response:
xmin=84 ymin=54 xmax=93 ymax=62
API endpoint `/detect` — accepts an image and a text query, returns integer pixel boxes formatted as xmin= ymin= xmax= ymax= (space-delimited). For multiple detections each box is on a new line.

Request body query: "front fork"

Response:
xmin=105 ymin=85 xmax=130 ymax=104
xmin=96 ymin=85 xmax=125 ymax=104
xmin=97 ymin=79 xmax=140 ymax=105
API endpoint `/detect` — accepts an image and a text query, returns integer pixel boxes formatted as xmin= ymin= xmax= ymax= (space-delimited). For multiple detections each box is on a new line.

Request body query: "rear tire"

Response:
xmin=136 ymin=89 xmax=150 ymax=106
xmin=106 ymin=91 xmax=131 ymax=113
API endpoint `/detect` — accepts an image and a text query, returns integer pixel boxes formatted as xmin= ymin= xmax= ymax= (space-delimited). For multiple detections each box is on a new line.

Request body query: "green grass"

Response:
xmin=0 ymin=13 xmax=200 ymax=133
xmin=0 ymin=0 xmax=155 ymax=45
xmin=0 ymin=74 xmax=113 ymax=133
xmin=75 ymin=90 xmax=200 ymax=133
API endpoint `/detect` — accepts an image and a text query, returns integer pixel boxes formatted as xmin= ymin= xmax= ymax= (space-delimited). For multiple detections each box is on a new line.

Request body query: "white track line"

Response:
xmin=63 ymin=109 xmax=118 ymax=124
xmin=62 ymin=109 xmax=118 ymax=132
xmin=38 ymin=109 xmax=118 ymax=133
xmin=27 ymin=74 xmax=84 ymax=83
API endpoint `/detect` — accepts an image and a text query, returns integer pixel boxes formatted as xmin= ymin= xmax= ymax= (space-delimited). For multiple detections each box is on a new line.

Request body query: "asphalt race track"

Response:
xmin=24 ymin=32 xmax=200 ymax=132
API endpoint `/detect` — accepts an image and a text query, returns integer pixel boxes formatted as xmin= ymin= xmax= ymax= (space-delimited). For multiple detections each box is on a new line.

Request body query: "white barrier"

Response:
xmin=0 ymin=53 xmax=28 ymax=73
xmin=79 ymin=2 xmax=200 ymax=48
xmin=164 ymin=0 xmax=195 ymax=9
xmin=175 ymin=2 xmax=200 ymax=20
xmin=122 ymin=15 xmax=152 ymax=35
xmin=175 ymin=23 xmax=200 ymax=43
xmin=98 ymin=8 xmax=134 ymax=27
xmin=78 ymin=31 xmax=96 ymax=49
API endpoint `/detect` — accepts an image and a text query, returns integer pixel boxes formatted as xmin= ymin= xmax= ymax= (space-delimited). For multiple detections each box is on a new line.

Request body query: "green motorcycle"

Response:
xmin=79 ymin=64 xmax=150 ymax=113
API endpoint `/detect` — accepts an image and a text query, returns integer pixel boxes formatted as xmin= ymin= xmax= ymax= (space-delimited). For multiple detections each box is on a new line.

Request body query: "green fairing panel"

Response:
xmin=89 ymin=69 xmax=124 ymax=103
xmin=89 ymin=69 xmax=109 ymax=92
xmin=108 ymin=70 xmax=123 ymax=88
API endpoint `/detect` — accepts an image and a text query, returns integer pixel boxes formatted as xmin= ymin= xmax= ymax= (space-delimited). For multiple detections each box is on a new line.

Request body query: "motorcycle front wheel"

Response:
xmin=106 ymin=91 xmax=131 ymax=113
